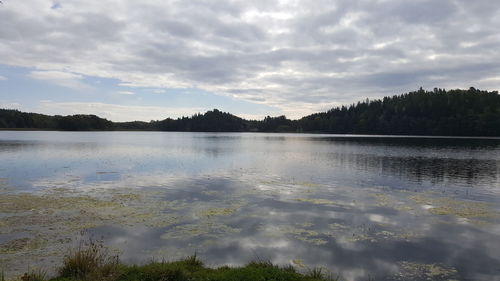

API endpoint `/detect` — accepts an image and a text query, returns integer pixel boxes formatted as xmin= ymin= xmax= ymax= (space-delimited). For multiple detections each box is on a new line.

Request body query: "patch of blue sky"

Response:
xmin=0 ymin=64 xmax=278 ymax=118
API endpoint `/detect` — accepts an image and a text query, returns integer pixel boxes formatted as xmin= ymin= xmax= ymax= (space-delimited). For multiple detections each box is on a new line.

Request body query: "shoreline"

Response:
xmin=1 ymin=129 xmax=499 ymax=139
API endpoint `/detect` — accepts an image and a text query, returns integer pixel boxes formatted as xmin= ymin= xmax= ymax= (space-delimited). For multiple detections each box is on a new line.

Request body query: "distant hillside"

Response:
xmin=0 ymin=110 xmax=114 ymax=131
xmin=298 ymin=87 xmax=500 ymax=136
xmin=153 ymin=109 xmax=250 ymax=132
xmin=1 ymin=87 xmax=499 ymax=136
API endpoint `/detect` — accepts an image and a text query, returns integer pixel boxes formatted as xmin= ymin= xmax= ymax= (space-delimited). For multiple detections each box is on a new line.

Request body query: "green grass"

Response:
xmin=1 ymin=271 xmax=47 ymax=281
xmin=57 ymin=239 xmax=120 ymax=280
xmin=48 ymin=259 xmax=337 ymax=281
xmin=6 ymin=242 xmax=338 ymax=281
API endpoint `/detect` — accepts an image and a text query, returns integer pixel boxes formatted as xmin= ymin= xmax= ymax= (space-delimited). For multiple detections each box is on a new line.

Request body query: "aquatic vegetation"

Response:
xmin=263 ymin=218 xmax=421 ymax=247
xmin=408 ymin=194 xmax=498 ymax=219
xmin=0 ymin=193 xmax=115 ymax=216
xmin=327 ymin=222 xmax=420 ymax=243
xmin=258 ymin=223 xmax=329 ymax=246
xmin=292 ymin=259 xmax=306 ymax=268
xmin=0 ymin=237 xmax=46 ymax=254
xmin=294 ymin=182 xmax=323 ymax=189
xmin=294 ymin=198 xmax=338 ymax=206
xmin=143 ymin=215 xmax=183 ymax=228
xmin=428 ymin=201 xmax=493 ymax=218
xmin=161 ymin=222 xmax=241 ymax=240
xmin=162 ymin=200 xmax=190 ymax=211
xmin=370 ymin=190 xmax=500 ymax=225
xmin=196 ymin=207 xmax=238 ymax=218
xmin=294 ymin=236 xmax=328 ymax=245
xmin=327 ymin=223 xmax=348 ymax=231
xmin=394 ymin=261 xmax=459 ymax=281
xmin=278 ymin=226 xmax=328 ymax=245
xmin=371 ymin=193 xmax=393 ymax=206
xmin=200 ymin=190 xmax=219 ymax=196
xmin=281 ymin=226 xmax=320 ymax=237
xmin=371 ymin=193 xmax=414 ymax=212
xmin=0 ymin=187 xmax=177 ymax=230
xmin=373 ymin=230 xmax=419 ymax=241
xmin=0 ymin=187 xmax=184 ymax=277
xmin=297 ymin=222 xmax=314 ymax=228
xmin=0 ymin=172 xmax=496 ymax=280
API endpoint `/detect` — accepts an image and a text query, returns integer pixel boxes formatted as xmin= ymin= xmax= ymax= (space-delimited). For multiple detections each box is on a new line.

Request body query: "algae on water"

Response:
xmin=161 ymin=222 xmax=241 ymax=240
xmin=0 ymin=186 xmax=184 ymax=277
xmin=0 ymin=237 xmax=46 ymax=254
xmin=197 ymin=207 xmax=238 ymax=218
xmin=292 ymin=259 xmax=306 ymax=268
xmin=274 ymin=225 xmax=329 ymax=245
xmin=408 ymin=193 xmax=499 ymax=219
xmin=294 ymin=198 xmax=338 ymax=206
xmin=394 ymin=261 xmax=459 ymax=281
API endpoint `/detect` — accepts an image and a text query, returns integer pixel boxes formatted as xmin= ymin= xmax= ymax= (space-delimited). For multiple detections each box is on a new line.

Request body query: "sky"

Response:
xmin=0 ymin=0 xmax=499 ymax=121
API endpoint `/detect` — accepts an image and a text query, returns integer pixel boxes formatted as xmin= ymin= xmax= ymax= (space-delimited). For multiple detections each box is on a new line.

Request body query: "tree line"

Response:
xmin=1 ymin=87 xmax=499 ymax=136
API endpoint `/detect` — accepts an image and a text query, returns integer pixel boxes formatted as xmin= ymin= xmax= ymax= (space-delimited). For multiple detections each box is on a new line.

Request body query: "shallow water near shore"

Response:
xmin=1 ymin=131 xmax=499 ymax=281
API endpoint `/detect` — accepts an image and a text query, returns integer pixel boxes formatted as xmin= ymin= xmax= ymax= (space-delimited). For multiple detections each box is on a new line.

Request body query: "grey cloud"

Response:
xmin=381 ymin=0 xmax=458 ymax=24
xmin=0 ymin=0 xmax=499 ymax=117
xmin=213 ymin=22 xmax=266 ymax=42
xmin=157 ymin=20 xmax=199 ymax=38
xmin=454 ymin=0 xmax=500 ymax=17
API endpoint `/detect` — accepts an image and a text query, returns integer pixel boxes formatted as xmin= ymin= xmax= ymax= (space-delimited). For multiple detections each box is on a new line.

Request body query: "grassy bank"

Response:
xmin=3 ymin=241 xmax=337 ymax=281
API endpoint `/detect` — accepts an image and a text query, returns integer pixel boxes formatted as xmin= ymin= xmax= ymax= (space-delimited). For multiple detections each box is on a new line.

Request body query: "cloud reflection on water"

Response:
xmin=1 ymin=132 xmax=499 ymax=280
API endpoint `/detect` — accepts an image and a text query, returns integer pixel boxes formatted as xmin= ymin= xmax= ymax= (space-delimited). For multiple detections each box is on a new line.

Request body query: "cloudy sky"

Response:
xmin=0 ymin=0 xmax=499 ymax=121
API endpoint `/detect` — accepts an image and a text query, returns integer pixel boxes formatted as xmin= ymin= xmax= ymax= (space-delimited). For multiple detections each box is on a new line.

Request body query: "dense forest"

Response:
xmin=1 ymin=87 xmax=499 ymax=136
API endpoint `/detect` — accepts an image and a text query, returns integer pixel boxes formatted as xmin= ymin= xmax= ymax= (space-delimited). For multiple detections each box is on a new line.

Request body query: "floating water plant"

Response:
xmin=161 ymin=222 xmax=241 ymax=240
xmin=0 ymin=186 xmax=183 ymax=277
xmin=371 ymin=193 xmax=414 ymax=212
xmin=408 ymin=193 xmax=498 ymax=219
xmin=0 ymin=237 xmax=46 ymax=254
xmin=196 ymin=207 xmax=238 ymax=218
xmin=294 ymin=198 xmax=338 ymax=205
xmin=278 ymin=226 xmax=328 ymax=245
xmin=395 ymin=261 xmax=459 ymax=281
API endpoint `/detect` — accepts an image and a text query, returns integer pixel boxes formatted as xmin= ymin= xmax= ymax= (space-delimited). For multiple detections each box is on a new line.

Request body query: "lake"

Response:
xmin=0 ymin=131 xmax=499 ymax=281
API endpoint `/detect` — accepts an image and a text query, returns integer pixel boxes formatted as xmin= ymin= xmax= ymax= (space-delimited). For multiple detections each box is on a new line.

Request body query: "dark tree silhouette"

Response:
xmin=1 ymin=88 xmax=499 ymax=136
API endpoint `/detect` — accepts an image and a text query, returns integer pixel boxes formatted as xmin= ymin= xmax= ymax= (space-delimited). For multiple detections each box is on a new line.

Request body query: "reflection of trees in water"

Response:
xmin=0 ymin=140 xmax=100 ymax=153
xmin=312 ymin=137 xmax=500 ymax=188
xmin=315 ymin=136 xmax=500 ymax=149
xmin=335 ymin=153 xmax=498 ymax=187
xmin=384 ymin=157 xmax=497 ymax=186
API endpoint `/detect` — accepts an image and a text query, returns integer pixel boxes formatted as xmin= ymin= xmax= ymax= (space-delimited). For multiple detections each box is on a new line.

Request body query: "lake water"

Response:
xmin=0 ymin=131 xmax=499 ymax=281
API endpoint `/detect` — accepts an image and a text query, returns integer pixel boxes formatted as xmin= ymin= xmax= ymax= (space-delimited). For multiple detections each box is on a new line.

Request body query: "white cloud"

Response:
xmin=29 ymin=70 xmax=82 ymax=81
xmin=1 ymin=0 xmax=499 ymax=117
xmin=152 ymin=89 xmax=166 ymax=94
xmin=34 ymin=101 xmax=206 ymax=122
xmin=116 ymin=91 xmax=135 ymax=95
xmin=0 ymin=75 xmax=7 ymax=81
xmin=28 ymin=70 xmax=89 ymax=90
xmin=0 ymin=101 xmax=21 ymax=109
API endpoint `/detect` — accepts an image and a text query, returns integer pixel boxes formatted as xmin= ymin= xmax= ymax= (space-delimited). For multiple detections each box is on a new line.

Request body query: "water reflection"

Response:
xmin=82 ymin=174 xmax=500 ymax=281
xmin=0 ymin=131 xmax=499 ymax=280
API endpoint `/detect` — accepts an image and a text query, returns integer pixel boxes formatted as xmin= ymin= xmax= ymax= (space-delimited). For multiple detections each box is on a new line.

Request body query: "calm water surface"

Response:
xmin=0 ymin=131 xmax=499 ymax=280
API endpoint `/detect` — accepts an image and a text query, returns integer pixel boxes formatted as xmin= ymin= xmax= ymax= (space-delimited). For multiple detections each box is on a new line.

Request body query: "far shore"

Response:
xmin=1 ymin=128 xmax=500 ymax=140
